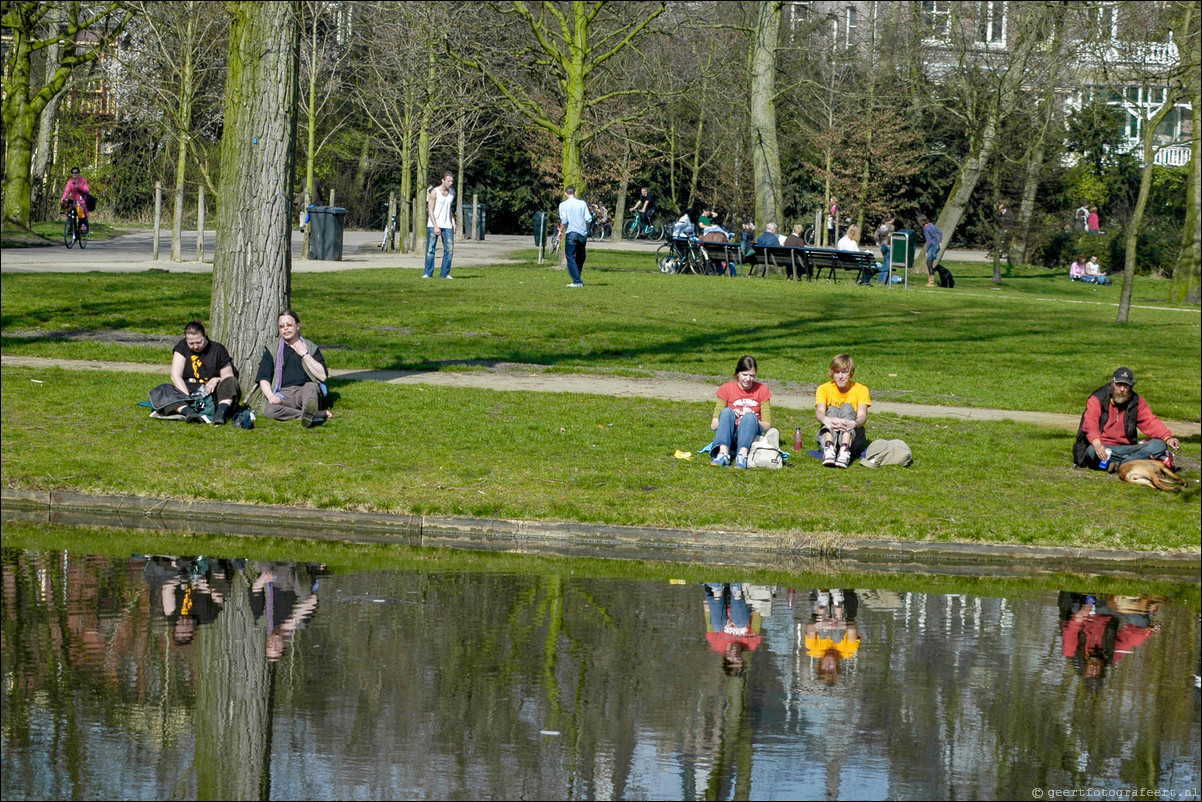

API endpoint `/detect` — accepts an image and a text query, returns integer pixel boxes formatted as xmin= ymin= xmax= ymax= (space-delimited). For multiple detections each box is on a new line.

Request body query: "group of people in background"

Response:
xmin=1069 ymin=254 xmax=1112 ymax=285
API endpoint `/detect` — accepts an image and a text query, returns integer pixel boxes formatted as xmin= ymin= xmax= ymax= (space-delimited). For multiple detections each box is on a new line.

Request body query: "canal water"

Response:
xmin=1 ymin=545 xmax=1199 ymax=801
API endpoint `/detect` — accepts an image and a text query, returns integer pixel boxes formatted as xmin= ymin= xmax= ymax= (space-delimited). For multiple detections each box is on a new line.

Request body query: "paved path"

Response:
xmin=5 ymin=354 xmax=1198 ymax=436
xmin=2 ymin=228 xmax=992 ymax=273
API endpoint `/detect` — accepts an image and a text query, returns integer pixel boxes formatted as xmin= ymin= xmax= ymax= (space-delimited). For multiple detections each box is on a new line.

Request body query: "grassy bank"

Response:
xmin=2 ymin=259 xmax=1197 ymax=419
xmin=2 ymin=365 xmax=1197 ymax=551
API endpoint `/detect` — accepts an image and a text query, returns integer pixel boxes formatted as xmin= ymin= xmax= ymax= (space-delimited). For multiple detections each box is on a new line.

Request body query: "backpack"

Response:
xmin=84 ymin=192 xmax=97 ymax=212
xmin=748 ymin=428 xmax=785 ymax=469
xmin=861 ymin=439 xmax=913 ymax=467
xmin=935 ymin=265 xmax=955 ymax=288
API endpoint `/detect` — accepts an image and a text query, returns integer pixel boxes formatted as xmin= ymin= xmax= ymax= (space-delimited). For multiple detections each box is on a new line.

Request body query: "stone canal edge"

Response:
xmin=3 ymin=487 xmax=1198 ymax=582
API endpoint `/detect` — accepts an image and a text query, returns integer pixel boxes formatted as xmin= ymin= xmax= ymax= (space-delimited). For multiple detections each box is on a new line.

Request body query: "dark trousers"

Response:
xmin=565 ymin=232 xmax=587 ymax=283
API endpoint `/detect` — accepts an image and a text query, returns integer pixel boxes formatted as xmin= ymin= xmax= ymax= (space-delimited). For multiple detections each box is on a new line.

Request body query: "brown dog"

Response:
xmin=1117 ymin=459 xmax=1189 ymax=492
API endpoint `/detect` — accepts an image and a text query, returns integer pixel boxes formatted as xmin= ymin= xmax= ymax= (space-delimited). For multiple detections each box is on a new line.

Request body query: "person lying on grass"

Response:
xmin=710 ymin=355 xmax=771 ymax=469
xmin=815 ymin=353 xmax=871 ymax=469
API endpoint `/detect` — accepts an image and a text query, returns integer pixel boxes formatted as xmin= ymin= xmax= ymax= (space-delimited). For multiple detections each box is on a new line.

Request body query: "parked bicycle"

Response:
xmin=588 ymin=203 xmax=613 ymax=241
xmin=62 ymin=201 xmax=88 ymax=249
xmin=379 ymin=210 xmax=399 ymax=251
xmin=656 ymin=237 xmax=709 ymax=275
xmin=625 ymin=211 xmax=664 ymax=241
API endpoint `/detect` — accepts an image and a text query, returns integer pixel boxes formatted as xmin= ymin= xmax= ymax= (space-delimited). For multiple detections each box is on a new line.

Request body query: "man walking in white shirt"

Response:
xmin=557 ymin=185 xmax=593 ymax=287
xmin=423 ymin=171 xmax=457 ymax=279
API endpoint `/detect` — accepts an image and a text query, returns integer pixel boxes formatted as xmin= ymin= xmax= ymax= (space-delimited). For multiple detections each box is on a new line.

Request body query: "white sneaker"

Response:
xmin=835 ymin=446 xmax=851 ymax=469
xmin=420 ymin=274 xmax=431 ymax=279
xmin=443 ymin=275 xmax=454 ymax=280
xmin=830 ymin=589 xmax=844 ymax=606
xmin=566 ymin=282 xmax=584 ymax=288
xmin=817 ymin=591 xmax=831 ymax=608
xmin=822 ymin=443 xmax=837 ymax=467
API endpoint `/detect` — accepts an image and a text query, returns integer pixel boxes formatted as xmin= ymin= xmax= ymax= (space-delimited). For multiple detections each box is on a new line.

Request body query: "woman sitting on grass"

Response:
xmin=1085 ymin=255 xmax=1112 ymax=285
xmin=709 ymin=355 xmax=772 ymax=469
xmin=1070 ymin=257 xmax=1087 ymax=281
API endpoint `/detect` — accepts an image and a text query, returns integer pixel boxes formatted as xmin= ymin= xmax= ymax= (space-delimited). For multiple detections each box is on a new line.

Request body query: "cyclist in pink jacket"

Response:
xmin=60 ymin=167 xmax=91 ymax=229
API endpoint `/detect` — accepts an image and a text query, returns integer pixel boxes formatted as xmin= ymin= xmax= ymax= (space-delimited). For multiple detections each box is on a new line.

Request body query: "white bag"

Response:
xmin=748 ymin=428 xmax=784 ymax=469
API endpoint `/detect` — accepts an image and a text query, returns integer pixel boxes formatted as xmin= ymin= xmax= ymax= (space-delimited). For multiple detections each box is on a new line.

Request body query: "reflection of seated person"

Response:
xmin=805 ymin=589 xmax=860 ymax=684
xmin=250 ymin=562 xmax=323 ymax=661
xmin=703 ymin=582 xmax=762 ymax=676
xmin=143 ymin=556 xmax=229 ymax=645
xmin=1058 ymin=592 xmax=1160 ymax=689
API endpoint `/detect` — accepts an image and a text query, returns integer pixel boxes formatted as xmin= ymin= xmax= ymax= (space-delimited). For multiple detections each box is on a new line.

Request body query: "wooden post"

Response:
xmin=329 ymin=188 xmax=335 ymax=207
xmin=387 ymin=190 xmax=397 ymax=252
xmin=197 ymin=185 xmax=206 ymax=263
xmin=471 ymin=193 xmax=479 ymax=241
xmin=153 ymin=181 xmax=162 ymax=261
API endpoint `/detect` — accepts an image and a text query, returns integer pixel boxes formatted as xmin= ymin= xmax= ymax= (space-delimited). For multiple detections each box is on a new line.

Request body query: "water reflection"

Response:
xmin=1 ymin=547 xmax=1199 ymax=801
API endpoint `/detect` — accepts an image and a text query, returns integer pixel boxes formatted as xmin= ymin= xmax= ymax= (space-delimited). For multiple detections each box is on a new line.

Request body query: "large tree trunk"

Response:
xmin=748 ymin=1 xmax=783 ymax=230
xmin=30 ymin=7 xmax=65 ymax=224
xmin=413 ymin=51 xmax=438 ymax=255
xmin=210 ymin=1 xmax=300 ymax=395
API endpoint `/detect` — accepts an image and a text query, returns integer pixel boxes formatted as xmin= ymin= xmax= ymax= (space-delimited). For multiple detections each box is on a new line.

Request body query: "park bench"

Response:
xmin=696 ymin=239 xmax=747 ymax=276
xmin=801 ymin=247 xmax=877 ymax=284
xmin=750 ymin=244 xmax=811 ymax=280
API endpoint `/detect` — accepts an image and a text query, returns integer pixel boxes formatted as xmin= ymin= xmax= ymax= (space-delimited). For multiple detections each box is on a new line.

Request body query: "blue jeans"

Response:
xmin=565 ymin=232 xmax=587 ymax=283
xmin=1086 ymin=440 xmax=1167 ymax=468
xmin=926 ymin=243 xmax=940 ymax=266
xmin=713 ymin=407 xmax=763 ymax=456
xmin=705 ymin=583 xmax=750 ymax=631
xmin=878 ymin=245 xmax=891 ymax=283
xmin=424 ymin=227 xmax=454 ymax=277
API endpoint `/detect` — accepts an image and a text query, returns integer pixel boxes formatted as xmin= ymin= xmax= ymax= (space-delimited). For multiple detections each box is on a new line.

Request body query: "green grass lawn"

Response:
xmin=2 ymin=365 xmax=1198 ymax=551
xmin=0 ymin=219 xmax=125 ymax=247
xmin=2 ymin=256 xmax=1198 ymax=419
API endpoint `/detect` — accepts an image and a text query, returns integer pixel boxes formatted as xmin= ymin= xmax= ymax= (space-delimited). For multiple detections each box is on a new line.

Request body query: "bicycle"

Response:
xmin=624 ymin=211 xmax=663 ymax=241
xmin=63 ymin=202 xmax=88 ymax=249
xmin=547 ymin=228 xmax=561 ymax=255
xmin=588 ymin=204 xmax=613 ymax=241
xmin=379 ymin=210 xmax=398 ymax=251
xmin=656 ymin=237 xmax=704 ymax=275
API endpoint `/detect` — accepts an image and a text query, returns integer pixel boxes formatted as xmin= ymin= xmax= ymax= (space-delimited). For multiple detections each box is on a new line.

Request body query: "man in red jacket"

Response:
xmin=1074 ymin=367 xmax=1180 ymax=470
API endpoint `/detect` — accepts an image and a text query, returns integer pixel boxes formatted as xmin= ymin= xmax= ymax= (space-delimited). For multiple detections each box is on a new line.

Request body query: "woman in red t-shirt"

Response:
xmin=709 ymin=355 xmax=772 ymax=469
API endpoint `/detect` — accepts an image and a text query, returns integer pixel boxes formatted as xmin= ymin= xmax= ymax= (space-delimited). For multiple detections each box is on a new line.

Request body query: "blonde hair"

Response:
xmin=829 ymin=353 xmax=855 ymax=376
xmin=845 ymin=224 xmax=861 ymax=244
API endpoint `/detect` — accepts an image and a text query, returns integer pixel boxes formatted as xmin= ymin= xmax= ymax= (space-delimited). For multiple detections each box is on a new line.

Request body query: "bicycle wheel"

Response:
xmin=803 ymin=225 xmax=815 ymax=246
xmin=64 ymin=215 xmax=75 ymax=249
xmin=549 ymin=232 xmax=560 ymax=254
xmin=625 ymin=218 xmax=641 ymax=240
xmin=79 ymin=218 xmax=88 ymax=248
xmin=652 ymin=223 xmax=666 ymax=241
xmin=602 ymin=223 xmax=612 ymax=241
xmin=655 ymin=243 xmax=678 ymax=274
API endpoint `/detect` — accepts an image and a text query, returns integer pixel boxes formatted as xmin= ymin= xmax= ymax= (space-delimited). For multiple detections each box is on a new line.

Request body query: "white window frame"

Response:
xmin=920 ymin=0 xmax=951 ymax=40
xmin=846 ymin=6 xmax=858 ymax=47
xmin=975 ymin=0 xmax=1006 ymax=47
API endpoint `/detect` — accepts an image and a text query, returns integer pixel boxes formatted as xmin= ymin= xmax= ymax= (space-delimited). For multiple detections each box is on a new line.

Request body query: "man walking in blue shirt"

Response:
xmin=558 ymin=186 xmax=593 ymax=287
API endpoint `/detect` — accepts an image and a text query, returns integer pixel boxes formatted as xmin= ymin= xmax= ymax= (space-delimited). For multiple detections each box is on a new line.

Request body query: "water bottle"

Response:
xmin=793 ymin=427 xmax=803 ymax=453
xmin=1097 ymin=448 xmax=1112 ymax=470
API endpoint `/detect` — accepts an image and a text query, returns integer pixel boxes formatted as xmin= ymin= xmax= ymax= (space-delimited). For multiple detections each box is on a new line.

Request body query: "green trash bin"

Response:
xmin=308 ymin=206 xmax=347 ymax=260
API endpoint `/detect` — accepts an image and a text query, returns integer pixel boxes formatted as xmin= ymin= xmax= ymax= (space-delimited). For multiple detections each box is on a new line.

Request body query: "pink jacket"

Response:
xmin=61 ymin=176 xmax=90 ymax=206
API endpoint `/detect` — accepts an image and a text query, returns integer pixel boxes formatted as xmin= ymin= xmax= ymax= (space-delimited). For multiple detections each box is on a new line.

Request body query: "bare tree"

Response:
xmin=455 ymin=1 xmax=665 ymax=194
xmin=119 ymin=1 xmax=228 ymax=261
xmin=2 ymin=1 xmax=128 ymax=232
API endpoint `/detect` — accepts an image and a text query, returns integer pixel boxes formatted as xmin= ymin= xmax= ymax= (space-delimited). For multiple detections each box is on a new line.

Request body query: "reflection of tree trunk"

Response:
xmin=705 ymin=672 xmax=749 ymax=800
xmin=196 ymin=571 xmax=272 ymax=801
xmin=542 ymin=573 xmax=563 ymax=730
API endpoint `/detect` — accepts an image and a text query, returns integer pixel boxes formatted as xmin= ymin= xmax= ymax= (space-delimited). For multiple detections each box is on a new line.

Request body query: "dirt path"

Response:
xmin=5 ymin=354 xmax=1198 ymax=435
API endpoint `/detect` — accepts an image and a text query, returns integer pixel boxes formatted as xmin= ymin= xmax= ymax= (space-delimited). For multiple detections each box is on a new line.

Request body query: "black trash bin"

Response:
xmin=308 ymin=205 xmax=347 ymax=260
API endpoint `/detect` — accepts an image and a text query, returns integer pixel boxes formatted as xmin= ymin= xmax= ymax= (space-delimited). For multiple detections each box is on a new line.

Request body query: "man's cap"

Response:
xmin=1112 ymin=367 xmax=1136 ymax=386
